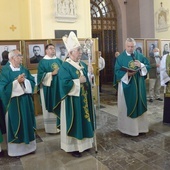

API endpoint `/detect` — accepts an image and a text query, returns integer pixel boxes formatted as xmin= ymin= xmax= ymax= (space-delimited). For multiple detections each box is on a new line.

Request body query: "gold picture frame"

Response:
xmin=146 ymin=39 xmax=160 ymax=58
xmin=134 ymin=39 xmax=145 ymax=56
xmin=24 ymin=40 xmax=48 ymax=69
xmin=160 ymin=39 xmax=170 ymax=56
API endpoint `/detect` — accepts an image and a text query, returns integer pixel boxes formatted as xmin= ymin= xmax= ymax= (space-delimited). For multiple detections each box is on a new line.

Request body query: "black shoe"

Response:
xmin=149 ymin=99 xmax=153 ymax=102
xmin=71 ymin=151 xmax=82 ymax=158
xmin=156 ymin=98 xmax=163 ymax=101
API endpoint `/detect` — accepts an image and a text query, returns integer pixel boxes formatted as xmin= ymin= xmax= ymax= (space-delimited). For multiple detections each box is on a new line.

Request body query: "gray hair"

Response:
xmin=8 ymin=49 xmax=18 ymax=60
xmin=125 ymin=38 xmax=136 ymax=46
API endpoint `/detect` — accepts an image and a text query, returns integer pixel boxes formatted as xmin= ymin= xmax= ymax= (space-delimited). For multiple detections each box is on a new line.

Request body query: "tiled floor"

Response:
xmin=1 ymin=84 xmax=170 ymax=170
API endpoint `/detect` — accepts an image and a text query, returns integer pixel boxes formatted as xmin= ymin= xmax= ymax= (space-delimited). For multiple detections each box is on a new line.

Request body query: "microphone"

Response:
xmin=131 ymin=53 xmax=135 ymax=61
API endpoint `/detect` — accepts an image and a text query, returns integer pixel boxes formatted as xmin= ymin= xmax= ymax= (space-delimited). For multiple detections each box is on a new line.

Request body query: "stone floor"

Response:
xmin=1 ymin=84 xmax=170 ymax=170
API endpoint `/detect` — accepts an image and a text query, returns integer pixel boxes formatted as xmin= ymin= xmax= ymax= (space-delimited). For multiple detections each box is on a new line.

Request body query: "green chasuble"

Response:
xmin=37 ymin=58 xmax=63 ymax=114
xmin=54 ymin=60 xmax=94 ymax=140
xmin=0 ymin=65 xmax=36 ymax=144
xmin=113 ymin=51 xmax=150 ymax=118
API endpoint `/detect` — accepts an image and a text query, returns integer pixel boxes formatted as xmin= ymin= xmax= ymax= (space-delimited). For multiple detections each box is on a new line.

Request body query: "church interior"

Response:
xmin=0 ymin=0 xmax=170 ymax=169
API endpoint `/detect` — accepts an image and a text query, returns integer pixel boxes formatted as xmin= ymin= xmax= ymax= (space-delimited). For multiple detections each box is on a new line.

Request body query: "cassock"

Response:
xmin=113 ymin=51 xmax=150 ymax=136
xmin=37 ymin=55 xmax=62 ymax=133
xmin=54 ymin=58 xmax=94 ymax=152
xmin=160 ymin=54 xmax=170 ymax=124
xmin=0 ymin=64 xmax=36 ymax=157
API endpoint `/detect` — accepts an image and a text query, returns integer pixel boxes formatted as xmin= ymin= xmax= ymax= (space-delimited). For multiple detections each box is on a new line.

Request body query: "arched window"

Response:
xmin=91 ymin=0 xmax=117 ymax=82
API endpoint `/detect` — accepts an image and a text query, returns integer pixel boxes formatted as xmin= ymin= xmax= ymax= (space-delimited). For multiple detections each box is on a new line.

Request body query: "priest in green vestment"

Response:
xmin=0 ymin=49 xmax=36 ymax=157
xmin=37 ymin=44 xmax=63 ymax=133
xmin=113 ymin=38 xmax=150 ymax=136
xmin=54 ymin=32 xmax=95 ymax=158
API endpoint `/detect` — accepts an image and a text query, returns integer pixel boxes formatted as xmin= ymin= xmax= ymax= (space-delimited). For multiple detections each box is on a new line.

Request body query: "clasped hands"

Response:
xmin=79 ymin=75 xmax=86 ymax=83
xmin=18 ymin=73 xmax=25 ymax=83
xmin=52 ymin=68 xmax=59 ymax=76
xmin=79 ymin=64 xmax=94 ymax=83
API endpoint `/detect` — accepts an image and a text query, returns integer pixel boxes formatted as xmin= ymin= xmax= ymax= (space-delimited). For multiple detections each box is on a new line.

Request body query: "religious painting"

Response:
xmin=25 ymin=40 xmax=48 ymax=69
xmin=0 ymin=40 xmax=21 ymax=68
xmin=51 ymin=39 xmax=67 ymax=61
xmin=160 ymin=40 xmax=170 ymax=56
xmin=146 ymin=39 xmax=159 ymax=58
xmin=134 ymin=39 xmax=145 ymax=55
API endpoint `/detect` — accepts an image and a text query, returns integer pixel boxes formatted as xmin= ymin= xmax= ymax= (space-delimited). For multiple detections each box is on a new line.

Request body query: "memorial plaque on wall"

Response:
xmin=54 ymin=30 xmax=77 ymax=38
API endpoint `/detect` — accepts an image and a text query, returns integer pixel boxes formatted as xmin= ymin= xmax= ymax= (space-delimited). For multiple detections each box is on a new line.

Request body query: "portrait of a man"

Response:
xmin=55 ymin=44 xmax=67 ymax=61
xmin=29 ymin=45 xmax=44 ymax=64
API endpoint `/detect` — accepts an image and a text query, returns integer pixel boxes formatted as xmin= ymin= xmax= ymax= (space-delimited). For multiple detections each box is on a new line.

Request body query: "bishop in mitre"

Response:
xmin=54 ymin=32 xmax=95 ymax=158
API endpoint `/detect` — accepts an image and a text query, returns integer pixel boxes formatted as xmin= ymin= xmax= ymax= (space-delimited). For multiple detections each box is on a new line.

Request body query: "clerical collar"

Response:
xmin=126 ymin=51 xmax=132 ymax=56
xmin=44 ymin=55 xmax=57 ymax=59
xmin=10 ymin=64 xmax=20 ymax=71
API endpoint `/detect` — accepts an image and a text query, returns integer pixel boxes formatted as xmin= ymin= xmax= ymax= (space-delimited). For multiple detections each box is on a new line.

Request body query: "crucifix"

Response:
xmin=160 ymin=2 xmax=163 ymax=7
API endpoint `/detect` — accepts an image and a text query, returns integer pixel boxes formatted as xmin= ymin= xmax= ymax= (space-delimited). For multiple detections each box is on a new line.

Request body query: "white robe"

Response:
xmin=117 ymin=64 xmax=149 ymax=136
xmin=160 ymin=54 xmax=170 ymax=87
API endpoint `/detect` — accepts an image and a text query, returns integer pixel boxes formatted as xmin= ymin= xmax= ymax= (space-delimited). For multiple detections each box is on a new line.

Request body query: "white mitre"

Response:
xmin=62 ymin=31 xmax=81 ymax=52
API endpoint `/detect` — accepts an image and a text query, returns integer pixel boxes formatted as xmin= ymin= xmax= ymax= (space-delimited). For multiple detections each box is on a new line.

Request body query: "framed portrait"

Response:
xmin=160 ymin=40 xmax=170 ymax=56
xmin=79 ymin=38 xmax=95 ymax=64
xmin=24 ymin=40 xmax=48 ymax=69
xmin=0 ymin=40 xmax=21 ymax=68
xmin=134 ymin=39 xmax=145 ymax=55
xmin=51 ymin=39 xmax=67 ymax=61
xmin=146 ymin=39 xmax=159 ymax=58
